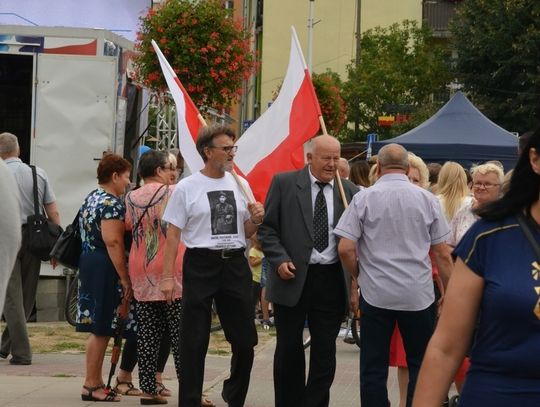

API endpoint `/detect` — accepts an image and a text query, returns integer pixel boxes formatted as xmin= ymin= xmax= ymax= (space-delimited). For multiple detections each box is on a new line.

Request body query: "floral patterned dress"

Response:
xmin=76 ymin=188 xmax=127 ymax=336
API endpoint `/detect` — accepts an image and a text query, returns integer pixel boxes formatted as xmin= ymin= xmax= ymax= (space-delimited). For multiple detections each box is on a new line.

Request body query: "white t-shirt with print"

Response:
xmin=163 ymin=171 xmax=252 ymax=249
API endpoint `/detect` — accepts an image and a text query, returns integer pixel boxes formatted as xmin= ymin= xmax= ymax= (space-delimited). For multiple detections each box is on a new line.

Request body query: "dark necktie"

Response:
xmin=313 ymin=181 xmax=329 ymax=253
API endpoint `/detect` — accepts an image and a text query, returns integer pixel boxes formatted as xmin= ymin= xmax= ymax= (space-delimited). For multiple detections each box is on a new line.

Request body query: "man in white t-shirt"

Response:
xmin=162 ymin=125 xmax=264 ymax=407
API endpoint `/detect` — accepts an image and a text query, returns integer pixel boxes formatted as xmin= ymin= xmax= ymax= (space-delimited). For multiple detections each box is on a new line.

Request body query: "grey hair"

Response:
xmin=196 ymin=125 xmax=236 ymax=162
xmin=0 ymin=132 xmax=19 ymax=158
xmin=471 ymin=163 xmax=504 ymax=184
xmin=378 ymin=144 xmax=409 ymax=171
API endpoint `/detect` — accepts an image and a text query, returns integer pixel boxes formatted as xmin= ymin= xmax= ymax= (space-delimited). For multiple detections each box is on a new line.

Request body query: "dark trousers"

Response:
xmin=273 ymin=263 xmax=346 ymax=407
xmin=179 ymin=249 xmax=258 ymax=407
xmin=359 ymin=297 xmax=436 ymax=407
xmin=1 ymin=226 xmax=41 ymax=362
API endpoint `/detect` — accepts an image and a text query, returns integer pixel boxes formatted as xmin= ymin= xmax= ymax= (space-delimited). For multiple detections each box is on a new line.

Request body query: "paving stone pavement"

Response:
xmin=0 ymin=334 xmax=405 ymax=406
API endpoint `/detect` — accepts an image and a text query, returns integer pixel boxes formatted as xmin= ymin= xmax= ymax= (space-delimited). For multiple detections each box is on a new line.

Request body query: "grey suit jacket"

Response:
xmin=258 ymin=166 xmax=359 ymax=307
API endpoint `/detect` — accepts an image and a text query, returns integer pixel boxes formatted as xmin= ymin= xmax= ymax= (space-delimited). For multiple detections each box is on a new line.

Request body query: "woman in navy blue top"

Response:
xmin=413 ymin=129 xmax=540 ymax=407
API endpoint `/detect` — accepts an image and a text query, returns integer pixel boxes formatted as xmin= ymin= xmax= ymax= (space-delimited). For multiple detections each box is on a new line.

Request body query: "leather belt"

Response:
xmin=188 ymin=247 xmax=245 ymax=259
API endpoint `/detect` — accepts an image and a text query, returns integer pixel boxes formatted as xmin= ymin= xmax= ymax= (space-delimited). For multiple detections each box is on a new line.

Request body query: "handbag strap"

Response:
xmin=29 ymin=165 xmax=40 ymax=217
xmin=516 ymin=212 xmax=540 ymax=261
xmin=132 ymin=184 xmax=166 ymax=233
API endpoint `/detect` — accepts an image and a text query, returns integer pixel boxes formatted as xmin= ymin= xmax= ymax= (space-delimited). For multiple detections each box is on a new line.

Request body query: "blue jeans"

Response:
xmin=359 ymin=297 xmax=436 ymax=407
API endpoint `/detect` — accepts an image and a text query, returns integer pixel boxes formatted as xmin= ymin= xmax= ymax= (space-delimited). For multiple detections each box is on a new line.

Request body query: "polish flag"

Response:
xmin=151 ymin=40 xmax=205 ymax=173
xmin=234 ymin=27 xmax=321 ymax=203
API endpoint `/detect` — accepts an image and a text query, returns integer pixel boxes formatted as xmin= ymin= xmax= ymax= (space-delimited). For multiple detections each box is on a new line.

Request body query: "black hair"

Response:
xmin=196 ymin=125 xmax=236 ymax=162
xmin=476 ymin=127 xmax=540 ymax=220
xmin=138 ymin=150 xmax=169 ymax=179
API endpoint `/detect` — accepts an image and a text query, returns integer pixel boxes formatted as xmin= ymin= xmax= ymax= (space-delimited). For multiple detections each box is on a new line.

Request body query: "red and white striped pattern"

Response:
xmin=234 ymin=27 xmax=321 ymax=203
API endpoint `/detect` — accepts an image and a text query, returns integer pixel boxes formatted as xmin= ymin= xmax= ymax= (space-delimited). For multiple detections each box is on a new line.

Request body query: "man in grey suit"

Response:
xmin=258 ymin=135 xmax=358 ymax=407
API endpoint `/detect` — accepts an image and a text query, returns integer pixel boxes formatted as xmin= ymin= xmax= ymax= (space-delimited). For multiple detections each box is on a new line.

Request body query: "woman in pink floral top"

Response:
xmin=124 ymin=150 xmax=184 ymax=405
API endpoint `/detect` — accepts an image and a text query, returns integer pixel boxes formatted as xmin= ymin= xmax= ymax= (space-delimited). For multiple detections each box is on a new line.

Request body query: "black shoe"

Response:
xmin=0 ymin=352 xmax=7 ymax=359
xmin=9 ymin=359 xmax=31 ymax=365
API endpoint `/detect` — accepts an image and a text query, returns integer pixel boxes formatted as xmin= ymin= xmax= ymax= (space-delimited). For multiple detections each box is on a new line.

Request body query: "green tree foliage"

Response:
xmin=134 ymin=0 xmax=257 ymax=109
xmin=344 ymin=20 xmax=451 ymax=141
xmin=451 ymin=0 xmax=540 ymax=133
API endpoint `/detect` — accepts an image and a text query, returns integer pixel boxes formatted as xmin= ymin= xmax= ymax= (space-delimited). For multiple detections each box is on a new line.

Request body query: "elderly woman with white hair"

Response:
xmin=449 ymin=163 xmax=504 ymax=247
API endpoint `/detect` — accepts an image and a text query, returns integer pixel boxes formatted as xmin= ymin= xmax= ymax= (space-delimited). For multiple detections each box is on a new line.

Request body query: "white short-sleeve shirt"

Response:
xmin=334 ymin=173 xmax=450 ymax=311
xmin=163 ymin=171 xmax=252 ymax=249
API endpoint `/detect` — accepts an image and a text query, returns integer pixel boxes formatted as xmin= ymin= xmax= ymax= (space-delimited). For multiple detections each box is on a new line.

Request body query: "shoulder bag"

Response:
xmin=26 ymin=165 xmax=63 ymax=261
xmin=50 ymin=211 xmax=82 ymax=269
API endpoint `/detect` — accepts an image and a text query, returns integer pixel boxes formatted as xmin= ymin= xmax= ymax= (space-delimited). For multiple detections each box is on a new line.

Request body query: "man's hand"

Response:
xmin=248 ymin=202 xmax=265 ymax=224
xmin=277 ymin=261 xmax=296 ymax=280
xmin=160 ymin=278 xmax=175 ymax=305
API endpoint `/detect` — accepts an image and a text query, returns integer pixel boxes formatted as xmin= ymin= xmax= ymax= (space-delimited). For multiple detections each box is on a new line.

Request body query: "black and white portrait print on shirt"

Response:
xmin=208 ymin=190 xmax=238 ymax=235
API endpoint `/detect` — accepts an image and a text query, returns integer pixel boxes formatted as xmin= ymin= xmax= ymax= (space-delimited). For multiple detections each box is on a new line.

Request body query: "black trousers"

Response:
xmin=179 ymin=248 xmax=258 ymax=407
xmin=273 ymin=263 xmax=346 ymax=407
xmin=359 ymin=297 xmax=436 ymax=407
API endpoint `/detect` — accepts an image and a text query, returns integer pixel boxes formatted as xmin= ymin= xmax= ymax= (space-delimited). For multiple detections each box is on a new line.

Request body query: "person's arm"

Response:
xmin=44 ymin=202 xmax=61 ymax=225
xmin=244 ymin=201 xmax=264 ymax=238
xmin=338 ymin=238 xmax=360 ymax=312
xmin=161 ymin=224 xmax=181 ymax=304
xmin=258 ymin=175 xmax=296 ymax=279
xmin=413 ymin=258 xmax=484 ymax=407
xmin=338 ymin=238 xmax=358 ymax=280
xmin=431 ymin=242 xmax=453 ymax=287
xmin=248 ymin=254 xmax=262 ymax=267
xmin=101 ymin=219 xmax=132 ymax=300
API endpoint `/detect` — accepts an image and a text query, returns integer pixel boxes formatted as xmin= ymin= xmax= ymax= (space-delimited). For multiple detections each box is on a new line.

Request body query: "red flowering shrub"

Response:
xmin=312 ymin=71 xmax=348 ymax=136
xmin=134 ymin=0 xmax=257 ymax=109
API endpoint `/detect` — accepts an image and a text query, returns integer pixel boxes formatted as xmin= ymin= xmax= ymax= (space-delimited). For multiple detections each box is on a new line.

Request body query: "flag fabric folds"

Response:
xmin=234 ymin=27 xmax=321 ymax=203
xmin=151 ymin=40 xmax=205 ymax=173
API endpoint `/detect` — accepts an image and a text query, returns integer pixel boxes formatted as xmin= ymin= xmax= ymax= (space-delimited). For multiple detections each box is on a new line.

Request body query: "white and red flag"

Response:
xmin=234 ymin=26 xmax=322 ymax=203
xmin=151 ymin=40 xmax=205 ymax=173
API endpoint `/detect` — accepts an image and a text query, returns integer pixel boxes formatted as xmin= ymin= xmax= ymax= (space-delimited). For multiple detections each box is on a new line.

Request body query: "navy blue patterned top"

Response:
xmin=453 ymin=215 xmax=540 ymax=406
xmin=79 ymin=188 xmax=125 ymax=253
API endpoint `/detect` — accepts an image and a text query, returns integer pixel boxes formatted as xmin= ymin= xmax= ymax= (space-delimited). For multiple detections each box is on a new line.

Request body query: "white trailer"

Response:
xmin=0 ymin=25 xmax=137 ymax=279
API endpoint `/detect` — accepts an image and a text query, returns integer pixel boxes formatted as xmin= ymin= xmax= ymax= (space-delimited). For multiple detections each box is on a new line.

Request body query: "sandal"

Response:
xmin=155 ymin=382 xmax=172 ymax=397
xmin=114 ymin=378 xmax=142 ymax=396
xmin=113 ymin=377 xmax=142 ymax=397
xmin=201 ymin=396 xmax=216 ymax=407
xmin=81 ymin=384 xmax=121 ymax=402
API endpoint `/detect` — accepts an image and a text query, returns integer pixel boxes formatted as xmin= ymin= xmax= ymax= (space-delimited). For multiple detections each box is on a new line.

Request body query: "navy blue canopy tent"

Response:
xmin=372 ymin=92 xmax=519 ymax=170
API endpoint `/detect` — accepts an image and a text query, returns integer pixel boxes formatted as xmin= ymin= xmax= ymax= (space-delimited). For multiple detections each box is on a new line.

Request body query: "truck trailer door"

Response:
xmin=33 ymin=53 xmax=117 ymax=222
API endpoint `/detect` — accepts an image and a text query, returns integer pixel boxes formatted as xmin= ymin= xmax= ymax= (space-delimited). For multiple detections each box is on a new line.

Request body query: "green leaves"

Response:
xmin=451 ymin=0 xmax=540 ymax=133
xmin=343 ymin=20 xmax=451 ymax=141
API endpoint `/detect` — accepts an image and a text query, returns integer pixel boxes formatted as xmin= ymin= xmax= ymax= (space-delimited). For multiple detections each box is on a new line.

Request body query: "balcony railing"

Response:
xmin=423 ymin=0 xmax=460 ymax=37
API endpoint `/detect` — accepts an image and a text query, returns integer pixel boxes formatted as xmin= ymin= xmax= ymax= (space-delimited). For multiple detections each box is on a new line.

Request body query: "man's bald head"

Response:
xmin=377 ymin=144 xmax=409 ymax=173
xmin=311 ymin=134 xmax=341 ymax=155
xmin=307 ymin=135 xmax=341 ymax=183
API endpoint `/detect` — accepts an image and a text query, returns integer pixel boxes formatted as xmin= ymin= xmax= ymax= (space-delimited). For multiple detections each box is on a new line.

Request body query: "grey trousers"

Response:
xmin=0 ymin=228 xmax=41 ymax=362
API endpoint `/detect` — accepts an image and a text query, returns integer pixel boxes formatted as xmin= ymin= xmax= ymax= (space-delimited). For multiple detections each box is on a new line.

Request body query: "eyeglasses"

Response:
xmin=472 ymin=182 xmax=500 ymax=190
xmin=161 ymin=164 xmax=177 ymax=171
xmin=210 ymin=145 xmax=238 ymax=153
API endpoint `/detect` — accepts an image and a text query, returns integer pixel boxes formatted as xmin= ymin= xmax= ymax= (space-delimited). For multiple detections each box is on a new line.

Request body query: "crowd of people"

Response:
xmin=1 ymin=125 xmax=539 ymax=407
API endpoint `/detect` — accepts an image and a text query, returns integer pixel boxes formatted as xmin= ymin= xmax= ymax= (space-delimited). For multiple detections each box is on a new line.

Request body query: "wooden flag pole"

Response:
xmin=197 ymin=114 xmax=254 ymax=204
xmin=318 ymin=116 xmax=349 ymax=209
